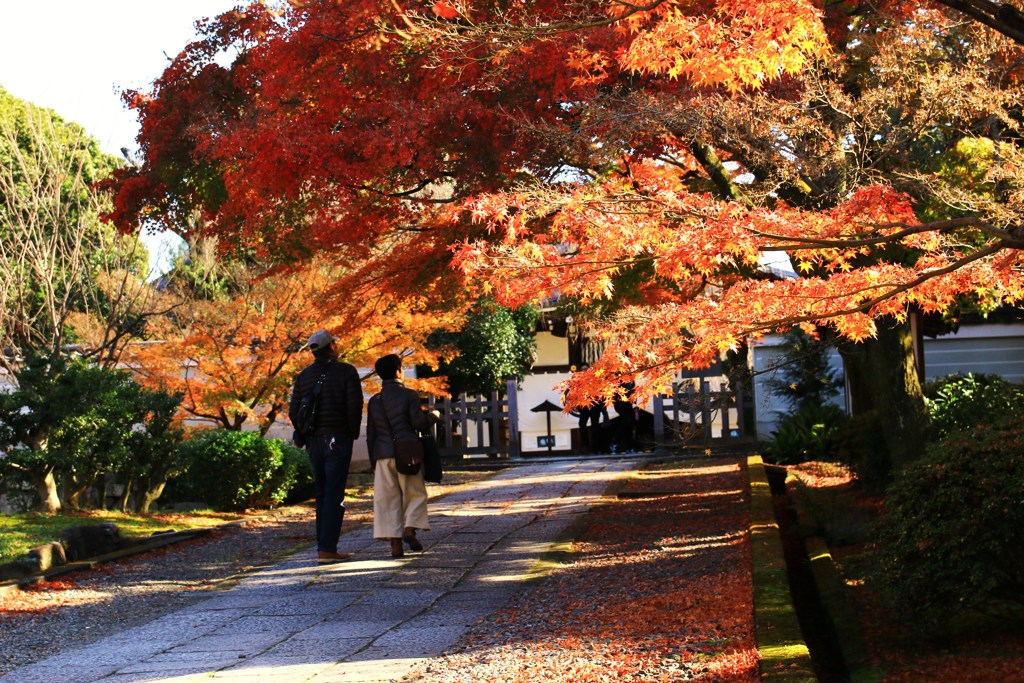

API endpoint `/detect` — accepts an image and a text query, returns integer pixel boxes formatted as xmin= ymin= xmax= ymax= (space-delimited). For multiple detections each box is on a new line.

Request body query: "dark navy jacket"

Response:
xmin=366 ymin=379 xmax=432 ymax=466
xmin=289 ymin=357 xmax=363 ymax=439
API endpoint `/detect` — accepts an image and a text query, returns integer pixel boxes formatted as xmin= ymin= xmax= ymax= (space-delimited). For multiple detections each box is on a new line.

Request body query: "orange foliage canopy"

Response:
xmin=126 ymin=260 xmax=458 ymax=434
xmin=109 ymin=0 xmax=1024 ymax=407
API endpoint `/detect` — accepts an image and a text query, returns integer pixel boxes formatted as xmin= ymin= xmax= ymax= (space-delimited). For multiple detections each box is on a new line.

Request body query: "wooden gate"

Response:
xmin=424 ymin=372 xmax=751 ymax=457
xmin=426 ymin=379 xmax=521 ymax=459
xmin=650 ymin=371 xmax=754 ymax=448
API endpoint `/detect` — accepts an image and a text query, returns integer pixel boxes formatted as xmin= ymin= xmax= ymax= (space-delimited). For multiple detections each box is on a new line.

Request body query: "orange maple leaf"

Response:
xmin=432 ymin=1 xmax=458 ymax=20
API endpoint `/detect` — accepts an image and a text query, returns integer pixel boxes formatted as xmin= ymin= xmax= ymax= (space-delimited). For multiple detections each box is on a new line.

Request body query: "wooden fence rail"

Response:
xmin=426 ymin=376 xmax=752 ymax=459
xmin=426 ymin=379 xmax=520 ymax=459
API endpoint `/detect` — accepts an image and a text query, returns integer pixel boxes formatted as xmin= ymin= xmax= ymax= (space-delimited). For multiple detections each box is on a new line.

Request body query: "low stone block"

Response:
xmin=59 ymin=522 xmax=122 ymax=562
xmin=0 ymin=556 xmax=41 ymax=581
xmin=27 ymin=541 xmax=67 ymax=571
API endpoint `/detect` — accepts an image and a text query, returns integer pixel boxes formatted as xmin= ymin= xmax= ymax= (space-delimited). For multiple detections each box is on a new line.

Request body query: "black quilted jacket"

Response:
xmin=366 ymin=379 xmax=432 ymax=465
xmin=288 ymin=358 xmax=363 ymax=439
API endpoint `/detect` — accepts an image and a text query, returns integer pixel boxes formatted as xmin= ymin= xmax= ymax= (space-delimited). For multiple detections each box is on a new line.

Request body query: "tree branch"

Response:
xmin=757 ymin=217 xmax=1020 ymax=250
xmin=934 ymin=0 xmax=1024 ymax=45
xmin=689 ymin=141 xmax=756 ymax=209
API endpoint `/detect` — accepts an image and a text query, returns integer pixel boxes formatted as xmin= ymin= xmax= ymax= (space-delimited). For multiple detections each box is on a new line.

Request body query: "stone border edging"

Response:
xmin=803 ymin=536 xmax=885 ymax=683
xmin=0 ymin=510 xmax=292 ymax=598
xmin=787 ymin=469 xmax=886 ymax=683
xmin=748 ymin=454 xmax=817 ymax=682
xmin=0 ymin=528 xmax=214 ymax=597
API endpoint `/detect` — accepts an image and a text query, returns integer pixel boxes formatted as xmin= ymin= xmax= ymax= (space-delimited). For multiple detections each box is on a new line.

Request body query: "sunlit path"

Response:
xmin=0 ymin=459 xmax=636 ymax=683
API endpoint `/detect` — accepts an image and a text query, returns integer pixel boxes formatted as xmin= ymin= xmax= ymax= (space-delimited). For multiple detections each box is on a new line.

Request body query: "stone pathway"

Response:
xmin=1 ymin=458 xmax=637 ymax=683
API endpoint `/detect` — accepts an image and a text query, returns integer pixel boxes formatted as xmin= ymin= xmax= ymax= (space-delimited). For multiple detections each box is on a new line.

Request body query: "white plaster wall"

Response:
xmin=533 ymin=330 xmax=568 ymax=367
xmin=517 ymin=372 xmax=578 ymax=452
xmin=749 ymin=334 xmax=846 ymax=441
xmin=751 ymin=323 xmax=1024 ymax=440
xmin=923 ymin=323 xmax=1024 ymax=383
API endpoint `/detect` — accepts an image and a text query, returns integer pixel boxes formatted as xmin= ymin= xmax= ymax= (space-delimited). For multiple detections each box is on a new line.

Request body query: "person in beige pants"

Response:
xmin=365 ymin=354 xmax=439 ymax=558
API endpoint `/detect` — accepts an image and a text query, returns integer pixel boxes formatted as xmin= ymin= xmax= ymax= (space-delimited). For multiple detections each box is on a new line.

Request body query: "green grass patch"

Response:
xmin=0 ymin=509 xmax=252 ymax=562
xmin=0 ymin=472 xmax=382 ymax=563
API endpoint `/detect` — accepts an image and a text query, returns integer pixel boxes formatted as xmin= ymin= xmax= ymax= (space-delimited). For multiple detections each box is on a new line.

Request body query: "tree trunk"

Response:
xmin=33 ymin=468 xmax=62 ymax=513
xmin=838 ymin=316 xmax=931 ymax=473
xmin=119 ymin=478 xmax=133 ymax=513
xmin=260 ymin=403 xmax=281 ymax=437
xmin=137 ymin=480 xmax=166 ymax=514
xmin=64 ymin=474 xmax=93 ymax=511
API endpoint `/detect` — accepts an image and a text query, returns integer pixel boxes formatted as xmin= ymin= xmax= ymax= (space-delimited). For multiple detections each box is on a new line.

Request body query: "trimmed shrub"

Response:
xmin=924 ymin=372 xmax=1024 ymax=440
xmin=171 ymin=430 xmax=301 ymax=511
xmin=272 ymin=442 xmax=315 ymax=506
xmin=761 ymin=403 xmax=847 ymax=465
xmin=0 ymin=354 xmax=184 ymax=512
xmin=871 ymin=417 xmax=1024 ymax=634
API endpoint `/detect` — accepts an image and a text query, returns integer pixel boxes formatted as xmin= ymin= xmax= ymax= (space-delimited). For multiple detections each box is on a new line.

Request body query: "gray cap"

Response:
xmin=306 ymin=329 xmax=336 ymax=352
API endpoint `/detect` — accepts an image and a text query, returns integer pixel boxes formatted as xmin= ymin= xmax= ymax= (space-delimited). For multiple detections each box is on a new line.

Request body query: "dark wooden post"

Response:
xmin=506 ymin=379 xmax=521 ymax=458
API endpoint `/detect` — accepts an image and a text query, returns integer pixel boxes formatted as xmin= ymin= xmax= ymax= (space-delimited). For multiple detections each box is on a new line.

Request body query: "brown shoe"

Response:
xmin=390 ymin=538 xmax=405 ymax=558
xmin=317 ymin=550 xmax=352 ymax=564
xmin=402 ymin=531 xmax=423 ymax=552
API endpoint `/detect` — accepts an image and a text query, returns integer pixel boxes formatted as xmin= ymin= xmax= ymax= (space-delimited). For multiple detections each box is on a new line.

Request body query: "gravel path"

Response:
xmin=0 ymin=472 xmax=493 ymax=676
xmin=404 ymin=455 xmax=758 ymax=683
xmin=0 ymin=458 xmax=757 ymax=682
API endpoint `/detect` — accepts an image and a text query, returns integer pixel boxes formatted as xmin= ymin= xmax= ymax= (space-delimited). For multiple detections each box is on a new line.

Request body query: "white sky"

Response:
xmin=0 ymin=1 xmax=242 ymax=272
xmin=0 ymin=1 xmax=241 ymax=156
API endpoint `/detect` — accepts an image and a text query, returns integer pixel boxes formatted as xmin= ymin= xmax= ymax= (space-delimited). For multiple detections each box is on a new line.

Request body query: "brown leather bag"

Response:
xmin=393 ymin=438 xmax=423 ymax=475
xmin=377 ymin=395 xmax=423 ymax=475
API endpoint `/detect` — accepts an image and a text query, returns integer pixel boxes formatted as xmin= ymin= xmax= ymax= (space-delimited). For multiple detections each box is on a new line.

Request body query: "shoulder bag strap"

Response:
xmin=313 ymin=370 xmax=328 ymax=395
xmin=376 ymin=391 xmax=399 ymax=442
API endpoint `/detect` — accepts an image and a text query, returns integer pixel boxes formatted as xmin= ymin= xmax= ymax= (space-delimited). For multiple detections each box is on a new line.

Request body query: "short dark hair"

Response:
xmin=375 ymin=354 xmax=402 ymax=379
xmin=311 ymin=343 xmax=334 ymax=360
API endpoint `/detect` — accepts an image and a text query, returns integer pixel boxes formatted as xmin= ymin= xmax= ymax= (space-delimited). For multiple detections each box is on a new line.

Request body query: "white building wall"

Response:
xmin=750 ymin=334 xmax=847 ymax=441
xmin=922 ymin=324 xmax=1024 ymax=383
xmin=518 ymin=372 xmax=577 ymax=453
xmin=518 ymin=330 xmax=577 ymax=452
xmin=751 ymin=323 xmax=1024 ymax=440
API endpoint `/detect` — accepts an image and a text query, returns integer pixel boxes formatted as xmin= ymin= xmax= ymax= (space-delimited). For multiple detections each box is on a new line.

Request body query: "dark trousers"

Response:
xmin=307 ymin=434 xmax=353 ymax=553
xmin=578 ymin=407 xmax=605 ymax=453
xmin=614 ymin=403 xmax=635 ymax=452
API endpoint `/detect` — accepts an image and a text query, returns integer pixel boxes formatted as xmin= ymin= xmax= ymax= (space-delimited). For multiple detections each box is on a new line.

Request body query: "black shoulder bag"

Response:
xmin=294 ymin=369 xmax=328 ymax=441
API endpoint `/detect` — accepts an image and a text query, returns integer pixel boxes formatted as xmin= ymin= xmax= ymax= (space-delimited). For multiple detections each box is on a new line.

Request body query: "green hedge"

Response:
xmin=871 ymin=417 xmax=1024 ymax=634
xmin=170 ymin=430 xmax=309 ymax=511
xmin=924 ymin=372 xmax=1024 ymax=440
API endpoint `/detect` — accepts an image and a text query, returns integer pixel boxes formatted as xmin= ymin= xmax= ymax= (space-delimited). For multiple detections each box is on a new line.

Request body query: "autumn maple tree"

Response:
xmin=126 ymin=253 xmax=457 ymax=434
xmin=126 ymin=257 xmax=324 ymax=435
xmin=109 ymin=0 xmax=1024 ymax=472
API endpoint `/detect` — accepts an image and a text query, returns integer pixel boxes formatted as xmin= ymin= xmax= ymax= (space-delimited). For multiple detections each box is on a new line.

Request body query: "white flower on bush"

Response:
xmin=131 ymin=423 xmax=148 ymax=435
xmin=18 ymin=405 xmax=31 ymax=415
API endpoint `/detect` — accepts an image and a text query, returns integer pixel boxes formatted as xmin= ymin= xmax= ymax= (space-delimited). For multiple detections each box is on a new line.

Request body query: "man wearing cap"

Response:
xmin=289 ymin=329 xmax=363 ymax=564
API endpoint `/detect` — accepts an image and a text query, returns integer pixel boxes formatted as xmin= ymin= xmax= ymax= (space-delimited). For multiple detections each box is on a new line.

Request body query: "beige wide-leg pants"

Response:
xmin=373 ymin=457 xmax=430 ymax=539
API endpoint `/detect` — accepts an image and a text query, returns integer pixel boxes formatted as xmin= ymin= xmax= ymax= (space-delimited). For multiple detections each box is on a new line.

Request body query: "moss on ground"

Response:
xmin=748 ymin=455 xmax=817 ymax=682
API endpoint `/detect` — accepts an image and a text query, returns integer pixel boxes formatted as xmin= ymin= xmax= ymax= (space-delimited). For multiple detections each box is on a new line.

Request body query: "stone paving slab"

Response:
xmin=1 ymin=458 xmax=637 ymax=683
